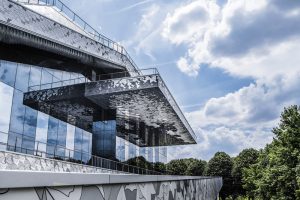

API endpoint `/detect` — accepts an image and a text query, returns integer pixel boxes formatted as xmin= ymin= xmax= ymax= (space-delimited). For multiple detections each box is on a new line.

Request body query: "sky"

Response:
xmin=61 ymin=0 xmax=300 ymax=161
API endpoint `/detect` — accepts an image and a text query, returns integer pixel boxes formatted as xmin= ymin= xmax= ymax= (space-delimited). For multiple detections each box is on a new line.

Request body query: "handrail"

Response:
xmin=12 ymin=0 xmax=140 ymax=73
xmin=27 ymin=68 xmax=196 ymax=139
xmin=28 ymin=68 xmax=158 ymax=91
xmin=0 ymin=130 xmax=167 ymax=175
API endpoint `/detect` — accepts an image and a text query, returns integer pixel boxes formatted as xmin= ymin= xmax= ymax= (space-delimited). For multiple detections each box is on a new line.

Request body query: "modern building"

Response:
xmin=0 ymin=0 xmax=197 ymax=171
xmin=0 ymin=0 xmax=222 ymax=199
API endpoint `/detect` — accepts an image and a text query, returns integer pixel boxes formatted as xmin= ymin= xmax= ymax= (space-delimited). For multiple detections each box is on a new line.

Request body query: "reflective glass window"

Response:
xmin=74 ymin=127 xmax=83 ymax=151
xmin=41 ymin=69 xmax=53 ymax=89
xmin=129 ymin=143 xmax=136 ymax=159
xmin=7 ymin=132 xmax=22 ymax=152
xmin=23 ymin=107 xmax=37 ymax=138
xmin=147 ymin=148 xmax=153 ymax=163
xmin=82 ymin=131 xmax=91 ymax=153
xmin=0 ymin=82 xmax=13 ymax=134
xmin=47 ymin=116 xmax=58 ymax=145
xmin=155 ymin=147 xmax=160 ymax=163
xmin=35 ymin=112 xmax=49 ymax=152
xmin=29 ymin=66 xmax=41 ymax=88
xmin=15 ymin=64 xmax=30 ymax=92
xmin=0 ymin=61 xmax=17 ymax=87
xmin=9 ymin=90 xmax=25 ymax=134
xmin=22 ymin=135 xmax=35 ymax=154
xmin=57 ymin=121 xmax=67 ymax=147
xmin=66 ymin=124 xmax=75 ymax=158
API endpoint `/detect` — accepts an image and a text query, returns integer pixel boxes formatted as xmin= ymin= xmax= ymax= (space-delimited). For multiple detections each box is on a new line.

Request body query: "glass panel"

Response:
xmin=82 ymin=131 xmax=91 ymax=153
xmin=0 ymin=131 xmax=8 ymax=145
xmin=129 ymin=143 xmax=136 ymax=159
xmin=9 ymin=90 xmax=25 ymax=134
xmin=0 ymin=60 xmax=17 ymax=87
xmin=29 ymin=66 xmax=41 ymax=88
xmin=22 ymin=135 xmax=35 ymax=155
xmin=147 ymin=148 xmax=153 ymax=163
xmin=57 ymin=121 xmax=67 ymax=147
xmin=15 ymin=64 xmax=30 ymax=92
xmin=23 ymin=107 xmax=37 ymax=138
xmin=66 ymin=124 xmax=75 ymax=158
xmin=35 ymin=111 xmax=48 ymax=154
xmin=46 ymin=143 xmax=55 ymax=158
xmin=47 ymin=116 xmax=58 ymax=145
xmin=35 ymin=112 xmax=49 ymax=145
xmin=41 ymin=69 xmax=53 ymax=89
xmin=116 ymin=137 xmax=125 ymax=161
xmin=74 ymin=127 xmax=82 ymax=151
xmin=155 ymin=147 xmax=159 ymax=163
xmin=0 ymin=82 xmax=13 ymax=134
xmin=52 ymin=69 xmax=63 ymax=81
xmin=7 ymin=132 xmax=22 ymax=152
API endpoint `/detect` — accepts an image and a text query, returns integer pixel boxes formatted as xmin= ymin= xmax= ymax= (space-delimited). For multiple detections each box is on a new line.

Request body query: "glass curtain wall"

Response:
xmin=0 ymin=60 xmax=92 ymax=162
xmin=116 ymin=136 xmax=167 ymax=163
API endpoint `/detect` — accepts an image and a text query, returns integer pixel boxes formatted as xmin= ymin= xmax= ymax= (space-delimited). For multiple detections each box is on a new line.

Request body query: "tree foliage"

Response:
xmin=231 ymin=148 xmax=259 ymax=198
xmin=166 ymin=158 xmax=206 ymax=176
xmin=243 ymin=105 xmax=300 ymax=200
xmin=206 ymin=152 xmax=233 ymax=200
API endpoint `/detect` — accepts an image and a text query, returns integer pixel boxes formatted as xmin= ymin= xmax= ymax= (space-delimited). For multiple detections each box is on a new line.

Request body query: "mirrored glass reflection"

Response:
xmin=9 ymin=90 xmax=25 ymax=134
xmin=0 ymin=82 xmax=13 ymax=134
xmin=15 ymin=64 xmax=30 ymax=92
xmin=0 ymin=61 xmax=17 ymax=87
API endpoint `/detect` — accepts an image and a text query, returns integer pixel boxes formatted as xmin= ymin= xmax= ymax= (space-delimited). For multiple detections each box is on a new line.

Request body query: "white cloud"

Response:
xmin=163 ymin=0 xmax=300 ymax=160
xmin=162 ymin=0 xmax=300 ymax=79
xmin=168 ymin=72 xmax=300 ymax=161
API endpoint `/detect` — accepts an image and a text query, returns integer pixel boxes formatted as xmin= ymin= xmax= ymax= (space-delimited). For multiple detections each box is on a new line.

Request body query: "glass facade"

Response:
xmin=0 ymin=60 xmax=92 ymax=160
xmin=0 ymin=59 xmax=167 ymax=164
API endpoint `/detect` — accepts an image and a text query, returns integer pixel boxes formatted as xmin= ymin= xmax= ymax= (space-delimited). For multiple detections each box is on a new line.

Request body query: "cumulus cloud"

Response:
xmin=164 ymin=0 xmax=300 ymax=160
xmin=162 ymin=0 xmax=300 ymax=78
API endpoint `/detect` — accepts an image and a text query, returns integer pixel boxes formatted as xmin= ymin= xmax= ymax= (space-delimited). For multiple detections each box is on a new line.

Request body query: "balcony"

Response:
xmin=24 ymin=69 xmax=196 ymax=147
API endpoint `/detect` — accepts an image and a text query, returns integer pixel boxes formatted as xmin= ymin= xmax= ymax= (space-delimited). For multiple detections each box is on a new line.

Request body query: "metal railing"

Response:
xmin=26 ymin=68 xmax=196 ymax=140
xmin=13 ymin=0 xmax=139 ymax=73
xmin=28 ymin=68 xmax=159 ymax=91
xmin=0 ymin=130 xmax=165 ymax=175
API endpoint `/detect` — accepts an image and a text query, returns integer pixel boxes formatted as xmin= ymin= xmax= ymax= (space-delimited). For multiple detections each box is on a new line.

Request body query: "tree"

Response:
xmin=153 ymin=162 xmax=166 ymax=173
xmin=126 ymin=156 xmax=151 ymax=169
xmin=167 ymin=159 xmax=189 ymax=175
xmin=166 ymin=158 xmax=207 ymax=176
xmin=243 ymin=105 xmax=300 ymax=199
xmin=206 ymin=152 xmax=233 ymax=200
xmin=185 ymin=158 xmax=207 ymax=176
xmin=231 ymin=148 xmax=259 ymax=198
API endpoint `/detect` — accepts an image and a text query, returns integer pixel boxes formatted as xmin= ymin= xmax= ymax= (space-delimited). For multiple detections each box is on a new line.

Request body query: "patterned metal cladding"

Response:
xmin=24 ymin=74 xmax=196 ymax=147
xmin=0 ymin=0 xmax=137 ymax=72
xmin=0 ymin=179 xmax=222 ymax=200
xmin=0 ymin=151 xmax=222 ymax=199
xmin=0 ymin=151 xmax=122 ymax=174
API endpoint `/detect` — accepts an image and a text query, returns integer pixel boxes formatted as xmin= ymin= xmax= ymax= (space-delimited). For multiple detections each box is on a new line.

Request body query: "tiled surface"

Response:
xmin=0 ymin=0 xmax=137 ymax=72
xmin=0 ymin=178 xmax=222 ymax=200
xmin=0 ymin=151 xmax=121 ymax=174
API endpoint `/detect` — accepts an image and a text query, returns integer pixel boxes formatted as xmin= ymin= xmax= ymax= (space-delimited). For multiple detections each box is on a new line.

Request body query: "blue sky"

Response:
xmin=62 ymin=0 xmax=300 ymax=160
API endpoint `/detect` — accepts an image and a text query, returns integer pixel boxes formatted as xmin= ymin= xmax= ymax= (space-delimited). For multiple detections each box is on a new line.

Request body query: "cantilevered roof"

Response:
xmin=24 ymin=70 xmax=197 ymax=147
xmin=0 ymin=0 xmax=139 ymax=74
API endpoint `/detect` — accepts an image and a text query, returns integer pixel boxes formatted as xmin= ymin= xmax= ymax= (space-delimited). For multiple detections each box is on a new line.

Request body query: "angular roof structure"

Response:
xmin=2 ymin=0 xmax=197 ymax=147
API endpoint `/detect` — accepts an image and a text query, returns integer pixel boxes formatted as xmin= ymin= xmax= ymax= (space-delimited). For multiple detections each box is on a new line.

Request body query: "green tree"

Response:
xmin=126 ymin=156 xmax=151 ymax=169
xmin=206 ymin=152 xmax=233 ymax=200
xmin=166 ymin=158 xmax=207 ymax=176
xmin=231 ymin=148 xmax=259 ymax=199
xmin=185 ymin=158 xmax=207 ymax=176
xmin=167 ymin=159 xmax=189 ymax=175
xmin=243 ymin=105 xmax=300 ymax=199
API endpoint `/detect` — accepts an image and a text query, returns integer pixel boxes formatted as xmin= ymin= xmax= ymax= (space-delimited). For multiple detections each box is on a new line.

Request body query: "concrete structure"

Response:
xmin=0 ymin=170 xmax=222 ymax=200
xmin=0 ymin=0 xmax=222 ymax=199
